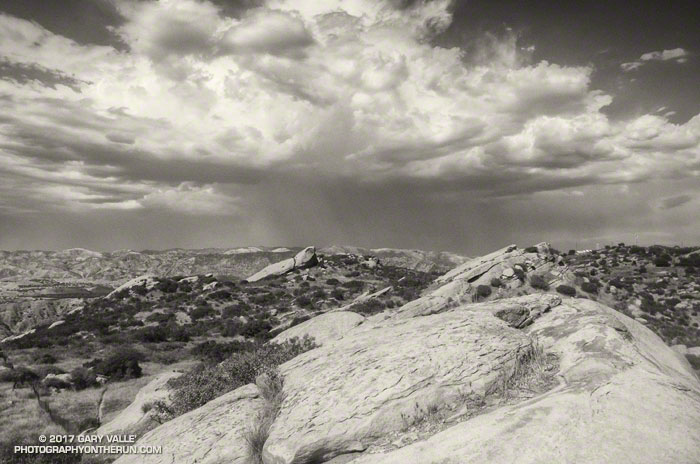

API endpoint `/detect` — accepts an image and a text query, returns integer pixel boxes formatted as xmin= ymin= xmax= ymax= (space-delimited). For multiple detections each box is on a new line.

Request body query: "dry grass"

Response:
xmin=487 ymin=338 xmax=557 ymax=401
xmin=244 ymin=369 xmax=286 ymax=464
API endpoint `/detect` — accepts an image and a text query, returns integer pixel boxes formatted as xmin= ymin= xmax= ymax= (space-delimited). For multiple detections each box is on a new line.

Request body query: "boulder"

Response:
xmin=114 ymin=384 xmax=264 ymax=464
xmin=350 ymin=299 xmax=700 ymax=464
xmin=246 ymin=247 xmax=318 ymax=283
xmin=96 ymin=370 xmax=181 ymax=437
xmin=272 ymin=311 xmax=365 ymax=347
xmin=263 ymin=308 xmax=533 ymax=463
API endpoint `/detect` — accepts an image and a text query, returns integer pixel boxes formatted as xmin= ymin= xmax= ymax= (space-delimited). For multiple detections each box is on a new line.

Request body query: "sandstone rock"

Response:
xmin=335 ymin=286 xmax=392 ymax=313
xmin=272 ymin=311 xmax=365 ymax=346
xmin=97 ymin=370 xmax=181 ymax=437
xmin=263 ymin=309 xmax=533 ymax=464
xmin=351 ymin=299 xmax=700 ymax=464
xmin=246 ymin=247 xmax=318 ymax=283
xmin=395 ymin=244 xmax=561 ymax=319
xmin=672 ymin=344 xmax=689 ymax=355
xmin=114 ymin=384 xmax=263 ymax=464
xmin=107 ymin=275 xmax=158 ymax=298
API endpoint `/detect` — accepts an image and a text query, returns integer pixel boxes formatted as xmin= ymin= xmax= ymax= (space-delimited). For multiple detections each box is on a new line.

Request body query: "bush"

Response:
xmin=33 ymin=352 xmax=57 ymax=364
xmin=686 ymin=354 xmax=700 ymax=370
xmin=342 ymin=280 xmax=365 ymax=291
xmin=136 ymin=326 xmax=169 ymax=343
xmin=490 ymin=278 xmax=502 ymax=288
xmin=556 ymin=285 xmax=576 ymax=297
xmin=476 ymin=285 xmax=492 ymax=298
xmin=70 ymin=367 xmax=97 ymax=390
xmin=330 ymin=289 xmax=344 ymax=300
xmin=95 ymin=348 xmax=143 ymax=381
xmin=581 ymin=281 xmax=599 ymax=294
xmin=295 ymin=295 xmax=312 ymax=308
xmin=191 ymin=340 xmax=254 ymax=364
xmin=223 ymin=303 xmax=249 ymax=318
xmin=654 ymin=257 xmax=671 ymax=267
xmin=529 ymin=275 xmax=549 ymax=290
xmin=352 ymin=298 xmax=386 ymax=315
xmin=167 ymin=337 xmax=317 ymax=417
xmin=524 ymin=246 xmax=539 ymax=253
xmin=325 ymin=278 xmax=340 ymax=285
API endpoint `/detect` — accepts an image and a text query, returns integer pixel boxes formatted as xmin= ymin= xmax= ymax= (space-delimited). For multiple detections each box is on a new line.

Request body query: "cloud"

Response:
xmin=0 ymin=1 xmax=699 ymax=249
xmin=640 ymin=48 xmax=688 ymax=62
xmin=657 ymin=193 xmax=693 ymax=210
xmin=621 ymin=47 xmax=690 ymax=72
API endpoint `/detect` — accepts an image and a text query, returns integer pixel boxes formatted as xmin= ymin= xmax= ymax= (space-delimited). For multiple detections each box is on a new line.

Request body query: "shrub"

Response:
xmin=95 ymin=348 xmax=143 ymax=381
xmin=352 ymin=298 xmax=386 ymax=315
xmin=654 ymin=257 xmax=671 ymax=267
xmin=529 ymin=275 xmax=549 ymax=290
xmin=686 ymin=354 xmax=700 ymax=370
xmin=342 ymin=280 xmax=365 ymax=291
xmin=33 ymin=352 xmax=57 ymax=364
xmin=330 ymin=289 xmax=344 ymax=300
xmin=513 ymin=267 xmax=526 ymax=282
xmin=289 ymin=315 xmax=311 ymax=328
xmin=223 ymin=303 xmax=249 ymax=318
xmin=191 ymin=340 xmax=254 ymax=364
xmin=476 ymin=285 xmax=492 ymax=298
xmin=581 ymin=281 xmax=599 ymax=294
xmin=524 ymin=246 xmax=539 ymax=253
xmin=556 ymin=285 xmax=576 ymax=297
xmin=70 ymin=367 xmax=97 ymax=390
xmin=490 ymin=278 xmax=502 ymax=288
xmin=136 ymin=326 xmax=169 ymax=343
xmin=325 ymin=278 xmax=340 ymax=285
xmin=240 ymin=318 xmax=273 ymax=339
xmin=295 ymin=295 xmax=312 ymax=308
xmin=167 ymin=336 xmax=316 ymax=417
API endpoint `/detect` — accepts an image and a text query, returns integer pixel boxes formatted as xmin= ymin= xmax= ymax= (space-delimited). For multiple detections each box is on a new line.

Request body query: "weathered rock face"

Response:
xmin=114 ymin=384 xmax=263 ymax=464
xmin=97 ymin=370 xmax=181 ymax=437
xmin=349 ymin=298 xmax=700 ymax=464
xmin=263 ymin=309 xmax=533 ymax=463
xmin=272 ymin=311 xmax=365 ymax=346
xmin=246 ymin=247 xmax=318 ymax=283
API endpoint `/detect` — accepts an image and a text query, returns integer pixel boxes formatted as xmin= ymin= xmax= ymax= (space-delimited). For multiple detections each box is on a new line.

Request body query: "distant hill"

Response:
xmin=0 ymin=246 xmax=468 ymax=284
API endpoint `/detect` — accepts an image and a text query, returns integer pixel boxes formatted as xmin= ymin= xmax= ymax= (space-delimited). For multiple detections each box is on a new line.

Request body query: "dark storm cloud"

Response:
xmin=0 ymin=0 xmax=698 ymax=253
xmin=0 ymin=59 xmax=88 ymax=92
xmin=0 ymin=0 xmax=127 ymax=50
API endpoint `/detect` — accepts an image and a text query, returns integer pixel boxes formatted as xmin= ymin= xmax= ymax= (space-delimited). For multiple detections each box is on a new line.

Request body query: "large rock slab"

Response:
xmin=246 ymin=247 xmax=318 ymax=283
xmin=395 ymin=243 xmax=560 ymax=319
xmin=96 ymin=370 xmax=181 ymax=437
xmin=263 ymin=309 xmax=533 ymax=463
xmin=114 ymin=384 xmax=263 ymax=464
xmin=272 ymin=311 xmax=365 ymax=346
xmin=351 ymin=299 xmax=700 ymax=464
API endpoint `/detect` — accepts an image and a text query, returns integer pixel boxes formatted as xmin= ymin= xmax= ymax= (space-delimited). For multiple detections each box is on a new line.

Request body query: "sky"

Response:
xmin=0 ymin=0 xmax=698 ymax=255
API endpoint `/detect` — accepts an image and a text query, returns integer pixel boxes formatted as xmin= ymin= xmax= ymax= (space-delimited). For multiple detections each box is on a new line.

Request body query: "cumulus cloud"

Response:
xmin=0 ymin=1 xmax=698 ymax=248
xmin=621 ymin=47 xmax=690 ymax=72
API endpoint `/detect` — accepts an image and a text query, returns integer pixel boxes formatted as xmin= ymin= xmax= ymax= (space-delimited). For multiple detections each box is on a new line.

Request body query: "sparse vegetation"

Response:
xmin=556 ymin=285 xmax=576 ymax=297
xmin=529 ymin=275 xmax=549 ymax=290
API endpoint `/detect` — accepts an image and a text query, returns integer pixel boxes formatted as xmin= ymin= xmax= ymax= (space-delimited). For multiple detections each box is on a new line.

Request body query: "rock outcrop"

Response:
xmin=272 ymin=311 xmax=365 ymax=346
xmin=115 ymin=384 xmax=263 ymax=464
xmin=96 ymin=370 xmax=181 ymax=437
xmin=246 ymin=247 xmax=318 ymax=283
xmin=116 ymin=244 xmax=700 ymax=464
